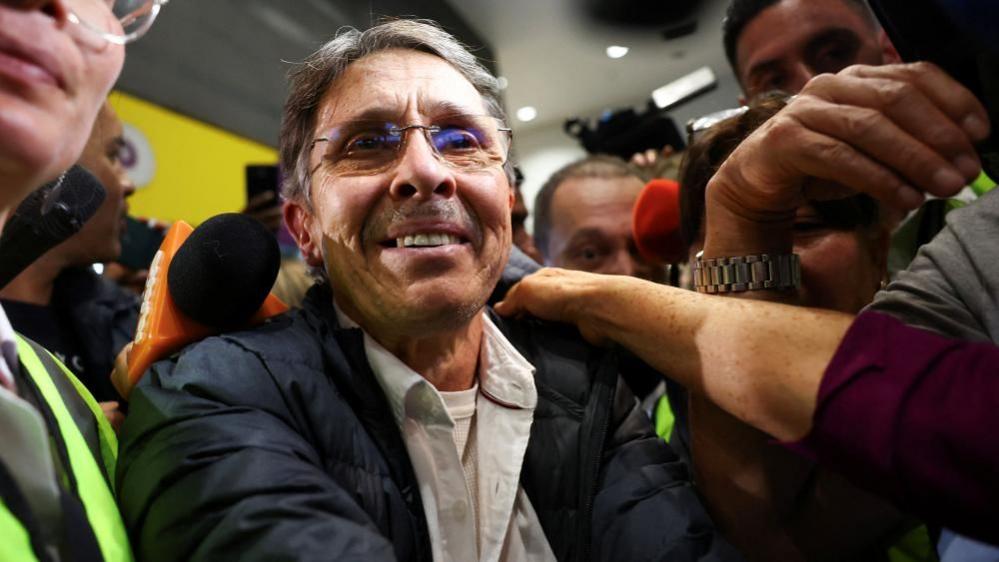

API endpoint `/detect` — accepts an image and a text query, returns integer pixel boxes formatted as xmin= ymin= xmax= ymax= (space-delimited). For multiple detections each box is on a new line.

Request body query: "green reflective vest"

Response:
xmin=0 ymin=335 xmax=132 ymax=562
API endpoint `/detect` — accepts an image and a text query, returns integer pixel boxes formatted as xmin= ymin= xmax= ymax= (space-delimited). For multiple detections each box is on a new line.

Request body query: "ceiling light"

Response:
xmin=516 ymin=106 xmax=538 ymax=123
xmin=606 ymin=45 xmax=629 ymax=59
xmin=651 ymin=66 xmax=717 ymax=110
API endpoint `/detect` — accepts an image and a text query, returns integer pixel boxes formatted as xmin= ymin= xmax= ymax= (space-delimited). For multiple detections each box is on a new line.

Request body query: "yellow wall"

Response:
xmin=109 ymin=91 xmax=278 ymax=225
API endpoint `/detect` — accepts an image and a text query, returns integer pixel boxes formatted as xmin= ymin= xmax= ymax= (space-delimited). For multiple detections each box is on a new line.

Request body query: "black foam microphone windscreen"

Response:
xmin=167 ymin=213 xmax=281 ymax=329
xmin=0 ymin=165 xmax=107 ymax=289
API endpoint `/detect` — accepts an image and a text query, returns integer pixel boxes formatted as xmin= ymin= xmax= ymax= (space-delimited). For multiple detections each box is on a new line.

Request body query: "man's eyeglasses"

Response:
xmin=68 ymin=0 xmax=169 ymax=45
xmin=311 ymin=115 xmax=513 ymax=176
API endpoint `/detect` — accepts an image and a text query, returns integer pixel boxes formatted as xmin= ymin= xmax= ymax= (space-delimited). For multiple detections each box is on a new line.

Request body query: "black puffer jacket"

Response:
xmin=54 ymin=267 xmax=139 ymax=400
xmin=117 ymin=283 xmax=740 ymax=562
xmin=2 ymin=267 xmax=139 ymax=401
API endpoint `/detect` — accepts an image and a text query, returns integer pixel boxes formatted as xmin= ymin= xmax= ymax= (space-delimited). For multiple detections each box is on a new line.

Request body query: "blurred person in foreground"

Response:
xmin=496 ymin=54 xmax=996 ymax=548
xmin=674 ymin=95 xmax=932 ymax=562
xmin=116 ymin=19 xmax=739 ymax=562
xmin=1 ymin=101 xmax=138 ymax=403
xmin=534 ymin=155 xmax=664 ymax=282
xmin=0 ymin=0 xmax=165 ymax=560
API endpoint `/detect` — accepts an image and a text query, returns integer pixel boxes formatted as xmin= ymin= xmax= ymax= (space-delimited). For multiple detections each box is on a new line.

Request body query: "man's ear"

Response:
xmin=879 ymin=29 xmax=903 ymax=64
xmin=284 ymin=200 xmax=324 ymax=267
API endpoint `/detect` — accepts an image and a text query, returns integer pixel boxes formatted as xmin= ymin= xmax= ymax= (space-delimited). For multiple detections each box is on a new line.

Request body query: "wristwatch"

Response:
xmin=693 ymin=251 xmax=801 ymax=294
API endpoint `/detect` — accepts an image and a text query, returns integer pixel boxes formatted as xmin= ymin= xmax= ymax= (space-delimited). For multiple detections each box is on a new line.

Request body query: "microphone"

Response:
xmin=121 ymin=213 xmax=288 ymax=394
xmin=632 ymin=178 xmax=686 ymax=265
xmin=0 ymin=165 xmax=107 ymax=290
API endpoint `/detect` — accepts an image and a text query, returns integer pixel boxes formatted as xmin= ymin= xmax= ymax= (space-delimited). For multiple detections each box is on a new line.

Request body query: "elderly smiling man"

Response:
xmin=116 ymin=19 xmax=737 ymax=562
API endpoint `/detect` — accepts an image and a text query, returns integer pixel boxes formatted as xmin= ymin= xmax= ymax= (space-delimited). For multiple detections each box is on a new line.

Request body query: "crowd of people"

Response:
xmin=0 ymin=0 xmax=996 ymax=561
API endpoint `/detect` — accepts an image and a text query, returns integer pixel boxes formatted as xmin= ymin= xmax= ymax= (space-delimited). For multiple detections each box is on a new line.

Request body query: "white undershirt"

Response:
xmin=440 ymin=384 xmax=479 ymax=546
xmin=336 ymin=306 xmax=556 ymax=562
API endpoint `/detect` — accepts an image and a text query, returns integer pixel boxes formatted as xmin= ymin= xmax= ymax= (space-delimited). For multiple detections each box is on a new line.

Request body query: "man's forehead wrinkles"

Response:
xmin=319 ymin=93 xmax=484 ymax=128
xmin=803 ymin=28 xmax=862 ymax=55
xmin=316 ymin=66 xmax=485 ymax=128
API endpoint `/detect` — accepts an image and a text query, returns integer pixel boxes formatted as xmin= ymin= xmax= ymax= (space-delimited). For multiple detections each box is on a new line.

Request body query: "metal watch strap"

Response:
xmin=693 ymin=252 xmax=801 ymax=294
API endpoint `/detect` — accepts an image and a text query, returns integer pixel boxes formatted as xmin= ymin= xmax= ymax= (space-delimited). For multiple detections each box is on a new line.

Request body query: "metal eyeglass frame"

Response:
xmin=67 ymin=0 xmax=170 ymax=46
xmin=311 ymin=120 xmax=514 ymax=174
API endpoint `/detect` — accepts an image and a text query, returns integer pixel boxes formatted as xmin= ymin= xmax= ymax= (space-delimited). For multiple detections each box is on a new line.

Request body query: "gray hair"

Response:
xmin=280 ymin=19 xmax=509 ymax=206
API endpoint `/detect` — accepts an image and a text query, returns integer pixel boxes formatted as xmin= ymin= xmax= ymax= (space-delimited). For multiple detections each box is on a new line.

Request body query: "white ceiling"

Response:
xmin=443 ymin=0 xmax=739 ymax=135
xmin=117 ymin=0 xmax=741 ymax=149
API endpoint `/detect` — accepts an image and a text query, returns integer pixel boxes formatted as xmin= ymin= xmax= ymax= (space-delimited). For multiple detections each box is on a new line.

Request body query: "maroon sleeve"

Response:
xmin=791 ymin=310 xmax=999 ymax=543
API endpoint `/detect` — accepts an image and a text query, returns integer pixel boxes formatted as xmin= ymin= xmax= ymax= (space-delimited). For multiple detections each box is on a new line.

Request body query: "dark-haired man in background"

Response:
xmin=511 ymin=166 xmax=544 ymax=264
xmin=723 ymin=0 xmax=900 ymax=103
xmin=1 ymin=102 xmax=138 ymax=405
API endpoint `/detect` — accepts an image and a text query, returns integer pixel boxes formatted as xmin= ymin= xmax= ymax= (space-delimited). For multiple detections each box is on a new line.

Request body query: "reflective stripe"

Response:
xmin=888 ymin=524 xmax=938 ymax=562
xmin=16 ymin=335 xmax=133 ymax=562
xmin=654 ymin=394 xmax=675 ymax=442
xmin=971 ymin=171 xmax=997 ymax=197
xmin=28 ymin=340 xmax=105 ymax=483
xmin=0 ymin=498 xmax=41 ymax=562
xmin=25 ymin=338 xmax=118 ymax=487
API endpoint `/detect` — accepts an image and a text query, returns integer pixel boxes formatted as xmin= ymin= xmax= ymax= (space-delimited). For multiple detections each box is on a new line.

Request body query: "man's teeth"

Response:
xmin=396 ymin=233 xmax=461 ymax=248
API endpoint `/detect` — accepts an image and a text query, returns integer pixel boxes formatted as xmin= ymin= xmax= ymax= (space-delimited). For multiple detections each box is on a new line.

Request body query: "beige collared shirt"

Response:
xmin=336 ymin=307 xmax=556 ymax=562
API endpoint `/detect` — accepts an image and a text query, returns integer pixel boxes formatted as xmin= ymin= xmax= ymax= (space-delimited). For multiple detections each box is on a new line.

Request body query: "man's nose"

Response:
xmin=388 ymin=129 xmax=457 ymax=201
xmin=120 ymin=175 xmax=136 ymax=199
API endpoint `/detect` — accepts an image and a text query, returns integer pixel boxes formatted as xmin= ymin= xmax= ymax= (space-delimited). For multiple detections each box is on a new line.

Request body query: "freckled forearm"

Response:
xmin=581 ymin=278 xmax=851 ymax=440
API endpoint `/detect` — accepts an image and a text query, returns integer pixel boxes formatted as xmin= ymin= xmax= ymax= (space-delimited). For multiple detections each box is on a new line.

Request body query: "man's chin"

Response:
xmin=402 ymin=287 xmax=486 ymax=322
xmin=360 ymin=287 xmax=488 ymax=337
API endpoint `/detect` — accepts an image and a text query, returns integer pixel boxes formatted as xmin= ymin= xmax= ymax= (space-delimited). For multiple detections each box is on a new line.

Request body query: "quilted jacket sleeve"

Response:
xmin=116 ymin=336 xmax=397 ymax=562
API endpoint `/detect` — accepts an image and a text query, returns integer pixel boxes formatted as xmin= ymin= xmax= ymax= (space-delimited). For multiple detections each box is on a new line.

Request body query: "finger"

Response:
xmin=111 ymin=343 xmax=133 ymax=400
xmin=495 ymin=270 xmax=560 ymax=317
xmin=842 ymin=62 xmax=990 ymax=141
xmin=791 ymin=96 xmax=968 ymax=199
xmin=493 ymin=278 xmax=522 ymax=316
xmin=98 ymin=400 xmax=123 ymax=432
xmin=803 ymin=73 xmax=982 ymax=181
xmin=766 ymin=124 xmax=924 ymax=210
xmin=110 ymin=412 xmax=125 ymax=433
